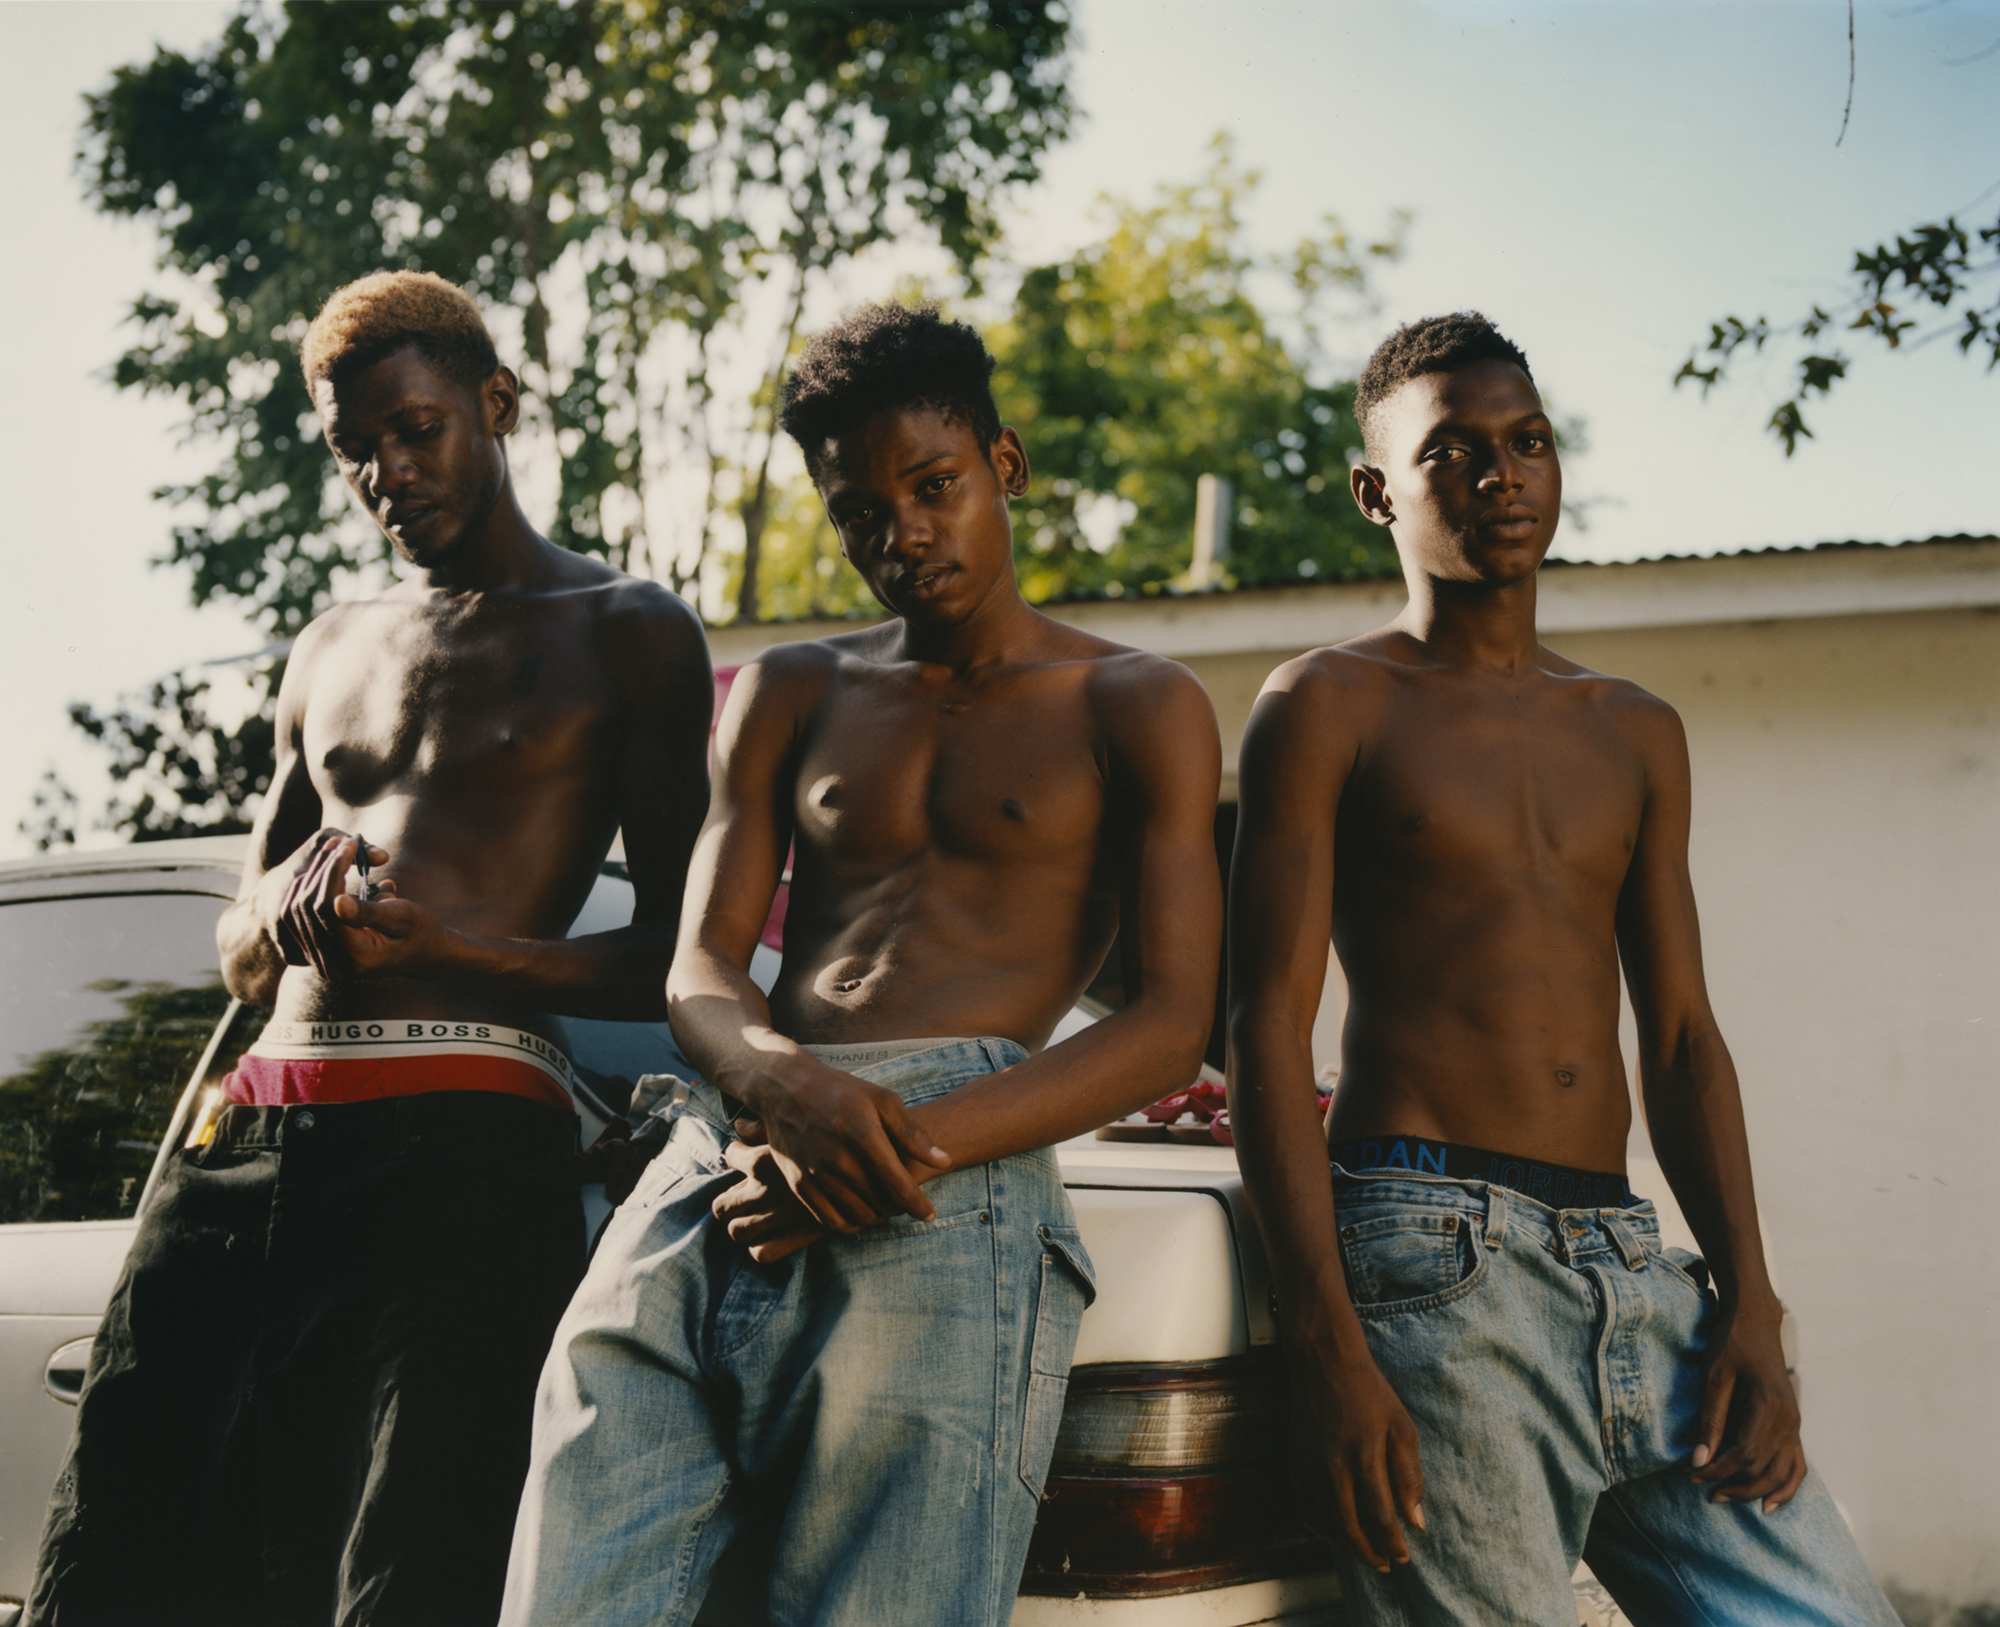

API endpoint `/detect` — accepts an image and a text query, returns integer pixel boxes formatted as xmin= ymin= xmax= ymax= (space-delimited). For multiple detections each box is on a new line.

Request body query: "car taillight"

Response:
xmin=1021 ymin=1356 xmax=1329 ymax=1597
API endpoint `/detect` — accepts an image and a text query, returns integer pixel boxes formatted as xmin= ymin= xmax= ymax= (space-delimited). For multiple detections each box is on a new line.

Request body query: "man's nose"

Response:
xmin=882 ymin=502 xmax=932 ymax=557
xmin=364 ymin=442 xmax=419 ymax=498
xmin=1476 ymin=447 xmax=1522 ymax=492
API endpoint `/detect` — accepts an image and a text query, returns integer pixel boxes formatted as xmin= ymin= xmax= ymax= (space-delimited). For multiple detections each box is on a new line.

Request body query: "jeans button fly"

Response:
xmin=295 ymin=1110 xmax=316 ymax=1131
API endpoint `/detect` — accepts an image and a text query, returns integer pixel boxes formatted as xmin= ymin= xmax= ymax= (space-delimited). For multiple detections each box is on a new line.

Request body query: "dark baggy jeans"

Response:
xmin=30 ymin=1090 xmax=585 ymax=1627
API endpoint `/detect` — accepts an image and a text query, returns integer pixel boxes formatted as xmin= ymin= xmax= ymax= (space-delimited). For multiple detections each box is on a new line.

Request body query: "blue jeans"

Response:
xmin=501 ymin=1038 xmax=1095 ymax=1627
xmin=1327 ymin=1168 xmax=1899 ymax=1627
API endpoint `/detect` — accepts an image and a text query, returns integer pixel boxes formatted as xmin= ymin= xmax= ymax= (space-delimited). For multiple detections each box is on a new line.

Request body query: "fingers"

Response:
xmin=1388 ymin=1413 xmax=1427 ymax=1533
xmin=843 ymin=1104 xmax=937 ymax=1221
xmin=1690 ymin=1364 xmax=1735 ymax=1477
xmin=883 ymin=1104 xmax=951 ymax=1172
xmin=732 ymin=1116 xmax=769 ymax=1146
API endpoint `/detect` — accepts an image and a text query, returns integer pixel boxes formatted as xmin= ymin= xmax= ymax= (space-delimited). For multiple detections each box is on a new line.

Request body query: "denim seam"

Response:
xmin=1599 ymin=1482 xmax=1724 ymax=1626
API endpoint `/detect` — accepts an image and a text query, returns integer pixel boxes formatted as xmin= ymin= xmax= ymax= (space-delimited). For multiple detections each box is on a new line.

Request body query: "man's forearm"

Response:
xmin=914 ymin=992 xmax=1211 ymax=1172
xmin=1229 ymin=1020 xmax=1372 ymax=1361
xmin=1642 ymin=1026 xmax=1778 ymax=1310
xmin=217 ymin=900 xmax=286 ymax=1007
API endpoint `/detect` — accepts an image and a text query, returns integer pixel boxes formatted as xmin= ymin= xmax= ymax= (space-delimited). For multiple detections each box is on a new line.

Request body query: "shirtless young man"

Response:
xmin=30 ymin=271 xmax=712 ymax=1627
xmin=1227 ymin=314 xmax=1899 ymax=1625
xmin=502 ymin=303 xmax=1223 ymax=1627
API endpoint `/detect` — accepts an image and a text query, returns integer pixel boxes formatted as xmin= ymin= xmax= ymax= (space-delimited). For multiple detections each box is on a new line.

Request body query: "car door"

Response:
xmin=0 ymin=852 xmax=250 ymax=1613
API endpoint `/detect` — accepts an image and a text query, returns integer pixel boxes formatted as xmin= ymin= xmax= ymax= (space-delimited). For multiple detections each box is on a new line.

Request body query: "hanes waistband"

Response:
xmin=1330 ymin=1133 xmax=1636 ymax=1210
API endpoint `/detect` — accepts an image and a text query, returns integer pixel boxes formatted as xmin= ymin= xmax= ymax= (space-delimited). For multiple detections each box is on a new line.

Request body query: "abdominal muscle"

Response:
xmin=767 ymin=856 xmax=1116 ymax=1053
xmin=1324 ymin=905 xmax=1635 ymax=1173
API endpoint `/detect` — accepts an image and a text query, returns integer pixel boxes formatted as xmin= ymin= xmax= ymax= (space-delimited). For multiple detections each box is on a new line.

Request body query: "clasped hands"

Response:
xmin=264 ymin=828 xmax=448 ymax=980
xmin=712 ymin=1066 xmax=951 ymax=1263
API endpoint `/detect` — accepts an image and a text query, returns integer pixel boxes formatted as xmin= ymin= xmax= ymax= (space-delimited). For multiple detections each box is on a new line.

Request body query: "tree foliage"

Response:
xmin=1675 ymin=210 xmax=2000 ymax=454
xmin=87 ymin=0 xmax=1077 ymax=635
xmin=990 ymin=139 xmax=1407 ymax=599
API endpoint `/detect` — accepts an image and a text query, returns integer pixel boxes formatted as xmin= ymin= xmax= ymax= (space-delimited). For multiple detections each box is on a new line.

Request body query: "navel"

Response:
xmin=1001 ymin=797 xmax=1026 ymax=822
xmin=1555 ymin=1068 xmax=1577 ymax=1090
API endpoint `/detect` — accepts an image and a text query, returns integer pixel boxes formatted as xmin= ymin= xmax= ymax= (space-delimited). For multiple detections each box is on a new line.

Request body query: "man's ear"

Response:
xmin=1351 ymin=461 xmax=1395 ymax=528
xmin=990 ymin=427 xmax=1031 ymax=497
xmin=482 ymin=366 xmax=522 ymax=437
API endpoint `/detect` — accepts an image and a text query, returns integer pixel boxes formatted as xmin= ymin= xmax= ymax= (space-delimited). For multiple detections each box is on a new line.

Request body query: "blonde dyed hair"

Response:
xmin=300 ymin=270 xmax=500 ymax=391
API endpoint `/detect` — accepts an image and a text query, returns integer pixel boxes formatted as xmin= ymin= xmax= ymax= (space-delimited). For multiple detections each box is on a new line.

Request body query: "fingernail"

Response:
xmin=1691 ymin=1444 xmax=1711 ymax=1468
xmin=1413 ymin=1503 xmax=1427 ymax=1531
xmin=1376 ymin=1565 xmax=1391 ymax=1574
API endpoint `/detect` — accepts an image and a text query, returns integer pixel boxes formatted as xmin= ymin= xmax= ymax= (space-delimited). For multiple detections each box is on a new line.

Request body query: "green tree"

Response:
xmin=1675 ymin=210 xmax=2000 ymax=454
xmin=36 ymin=0 xmax=1075 ymax=847
xmin=990 ymin=138 xmax=1408 ymax=600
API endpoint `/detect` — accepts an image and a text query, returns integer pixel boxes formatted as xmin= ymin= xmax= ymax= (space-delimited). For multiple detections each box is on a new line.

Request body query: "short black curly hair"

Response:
xmin=779 ymin=302 xmax=1001 ymax=480
xmin=1354 ymin=312 xmax=1535 ymax=459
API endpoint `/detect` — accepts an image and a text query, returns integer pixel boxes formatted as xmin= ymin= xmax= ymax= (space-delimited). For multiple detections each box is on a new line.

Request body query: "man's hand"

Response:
xmin=713 ymin=1139 xmax=830 ymax=1262
xmin=256 ymin=831 xmax=459 ymax=982
xmin=258 ymin=830 xmax=380 ymax=976
xmin=742 ymin=1061 xmax=950 ymax=1231
xmin=1291 ymin=1344 xmax=1426 ymax=1573
xmin=1690 ymin=1296 xmax=1806 ymax=1512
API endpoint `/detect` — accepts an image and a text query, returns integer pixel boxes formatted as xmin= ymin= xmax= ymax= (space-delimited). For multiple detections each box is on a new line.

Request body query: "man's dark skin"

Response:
xmin=217 ymin=344 xmax=712 ymax=1042
xmin=1227 ymin=358 xmax=1801 ymax=1576
xmin=667 ymin=405 xmax=1221 ymax=1256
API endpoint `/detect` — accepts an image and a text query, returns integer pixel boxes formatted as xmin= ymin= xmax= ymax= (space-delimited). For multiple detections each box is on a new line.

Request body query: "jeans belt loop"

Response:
xmin=1604 ymin=1212 xmax=1648 ymax=1271
xmin=1483 ymin=1185 xmax=1510 ymax=1250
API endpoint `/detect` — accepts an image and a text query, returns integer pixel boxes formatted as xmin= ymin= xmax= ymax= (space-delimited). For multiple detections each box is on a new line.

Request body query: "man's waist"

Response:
xmin=1330 ymin=1132 xmax=1636 ymax=1211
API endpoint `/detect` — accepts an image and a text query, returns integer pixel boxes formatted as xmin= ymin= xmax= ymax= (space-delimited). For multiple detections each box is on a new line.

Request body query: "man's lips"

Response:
xmin=1479 ymin=507 xmax=1539 ymax=532
xmin=382 ymin=503 xmax=436 ymax=532
xmin=900 ymin=563 xmax=956 ymax=596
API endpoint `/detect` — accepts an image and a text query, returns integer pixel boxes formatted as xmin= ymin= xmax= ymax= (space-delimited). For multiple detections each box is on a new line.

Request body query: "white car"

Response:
xmin=0 ymin=837 xmax=1726 ymax=1626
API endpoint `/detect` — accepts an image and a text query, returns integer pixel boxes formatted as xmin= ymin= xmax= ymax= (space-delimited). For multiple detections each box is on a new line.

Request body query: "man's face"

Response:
xmin=1353 ymin=358 xmax=1561 ymax=585
xmin=812 ymin=406 xmax=1030 ymax=625
xmin=313 ymin=346 xmax=516 ymax=569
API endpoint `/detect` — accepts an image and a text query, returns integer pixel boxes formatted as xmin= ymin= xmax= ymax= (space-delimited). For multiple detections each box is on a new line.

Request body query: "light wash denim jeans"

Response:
xmin=1326 ymin=1166 xmax=1900 ymax=1627
xmin=501 ymin=1038 xmax=1095 ymax=1627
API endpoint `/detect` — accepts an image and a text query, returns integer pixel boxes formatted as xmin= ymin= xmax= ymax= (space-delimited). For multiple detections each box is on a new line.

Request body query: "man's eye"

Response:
xmin=920 ymin=475 xmax=955 ymax=496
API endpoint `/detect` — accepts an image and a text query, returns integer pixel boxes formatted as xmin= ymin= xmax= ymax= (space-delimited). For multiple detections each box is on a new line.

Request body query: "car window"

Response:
xmin=0 ymin=891 xmax=235 ymax=1224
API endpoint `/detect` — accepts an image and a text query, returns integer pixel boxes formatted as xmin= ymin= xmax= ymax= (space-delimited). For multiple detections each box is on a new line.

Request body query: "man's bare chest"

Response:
xmin=794 ymin=683 xmax=1106 ymax=867
xmin=1342 ymin=692 xmax=1645 ymax=888
xmin=303 ymin=616 xmax=614 ymax=808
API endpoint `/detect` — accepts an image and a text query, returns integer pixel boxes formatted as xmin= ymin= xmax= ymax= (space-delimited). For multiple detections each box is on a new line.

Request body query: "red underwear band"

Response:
xmin=223 ymin=1019 xmax=582 ymax=1113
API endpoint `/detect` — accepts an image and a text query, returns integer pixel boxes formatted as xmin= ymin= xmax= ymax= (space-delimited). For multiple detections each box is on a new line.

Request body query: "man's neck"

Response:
xmin=416 ymin=485 xmax=554 ymax=596
xmin=894 ymin=584 xmax=1046 ymax=675
xmin=1396 ymin=567 xmax=1543 ymax=674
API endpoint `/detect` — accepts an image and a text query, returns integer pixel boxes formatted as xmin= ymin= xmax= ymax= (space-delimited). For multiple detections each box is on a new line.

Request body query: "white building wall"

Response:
xmin=1550 ymin=607 xmax=2000 ymax=1607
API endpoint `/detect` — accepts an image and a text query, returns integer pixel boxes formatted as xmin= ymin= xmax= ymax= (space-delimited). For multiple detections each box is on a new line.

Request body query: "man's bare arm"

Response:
xmin=1226 ymin=656 xmax=1423 ymax=1573
xmin=666 ymin=649 xmax=952 ymax=1232
xmin=904 ymin=656 xmax=1222 ymax=1166
xmin=217 ymin=625 xmax=339 ymax=1005
xmin=1615 ymin=696 xmax=1803 ymax=1512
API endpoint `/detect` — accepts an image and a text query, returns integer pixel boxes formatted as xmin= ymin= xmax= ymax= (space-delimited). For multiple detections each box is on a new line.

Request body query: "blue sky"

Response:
xmin=2 ymin=0 xmax=1996 ymax=853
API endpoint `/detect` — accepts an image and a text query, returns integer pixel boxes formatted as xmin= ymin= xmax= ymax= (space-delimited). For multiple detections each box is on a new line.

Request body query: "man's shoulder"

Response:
xmin=1257 ymin=631 xmax=1408 ymax=715
xmin=1543 ymin=649 xmax=1684 ymax=731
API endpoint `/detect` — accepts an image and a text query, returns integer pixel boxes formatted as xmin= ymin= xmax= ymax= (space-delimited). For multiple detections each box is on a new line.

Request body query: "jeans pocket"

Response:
xmin=1019 ymin=1226 xmax=1096 ymax=1499
xmin=1339 ymin=1209 xmax=1487 ymax=1317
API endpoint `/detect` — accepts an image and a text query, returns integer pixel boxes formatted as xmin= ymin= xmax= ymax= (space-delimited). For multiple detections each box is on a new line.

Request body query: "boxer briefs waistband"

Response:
xmin=1330 ymin=1133 xmax=1636 ymax=1210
